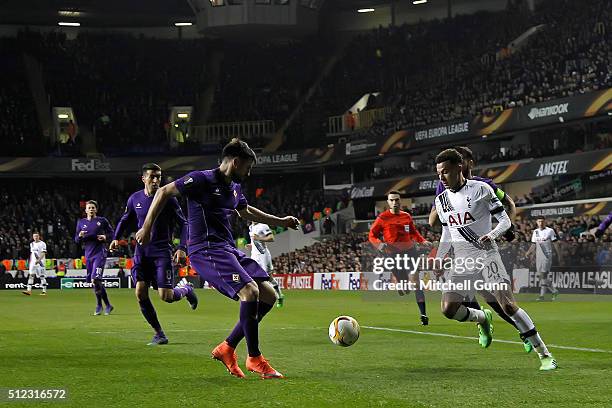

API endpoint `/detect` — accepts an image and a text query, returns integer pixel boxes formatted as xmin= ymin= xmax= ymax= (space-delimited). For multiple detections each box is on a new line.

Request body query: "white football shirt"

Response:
xmin=30 ymin=240 xmax=47 ymax=265
xmin=249 ymin=223 xmax=273 ymax=255
xmin=531 ymin=227 xmax=557 ymax=260
xmin=435 ymin=179 xmax=505 ymax=259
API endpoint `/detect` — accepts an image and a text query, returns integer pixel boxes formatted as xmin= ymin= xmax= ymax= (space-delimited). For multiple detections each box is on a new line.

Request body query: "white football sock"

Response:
xmin=511 ymin=308 xmax=550 ymax=357
xmin=453 ymin=306 xmax=485 ymax=324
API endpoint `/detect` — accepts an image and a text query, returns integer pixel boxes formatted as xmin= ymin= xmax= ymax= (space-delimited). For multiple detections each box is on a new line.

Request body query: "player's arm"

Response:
xmin=39 ymin=243 xmax=47 ymax=266
xmin=237 ymin=205 xmax=299 ymax=230
xmin=136 ymin=182 xmax=181 ymax=245
xmin=525 ymin=231 xmax=536 ymax=258
xmin=480 ymin=185 xmax=511 ymax=243
xmin=111 ymin=197 xmax=136 ymax=251
xmin=436 ymin=225 xmax=452 ymax=259
xmin=253 ymin=230 xmax=275 ymax=242
xmin=428 ymin=206 xmax=441 ymax=228
xmin=97 ymin=218 xmax=113 ymax=242
xmin=551 ymin=229 xmax=563 ymax=262
xmin=368 ymin=217 xmax=386 ymax=252
xmin=74 ymin=220 xmax=85 ymax=243
xmin=408 ymin=217 xmax=430 ymax=246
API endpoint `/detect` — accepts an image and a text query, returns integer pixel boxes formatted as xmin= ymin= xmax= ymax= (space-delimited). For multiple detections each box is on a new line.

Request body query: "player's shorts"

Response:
xmin=86 ymin=256 xmax=106 ymax=282
xmin=536 ymin=257 xmax=552 ymax=273
xmin=443 ymin=250 xmax=510 ymax=296
xmin=28 ymin=264 xmax=46 ymax=277
xmin=480 ymin=250 xmax=511 ymax=286
xmin=189 ymin=245 xmax=271 ymax=300
xmin=131 ymin=255 xmax=173 ymax=289
xmin=251 ymin=250 xmax=273 ymax=274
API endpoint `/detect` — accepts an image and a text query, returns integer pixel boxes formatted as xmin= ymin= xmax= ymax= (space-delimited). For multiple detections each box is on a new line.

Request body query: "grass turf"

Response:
xmin=1 ymin=289 xmax=611 ymax=407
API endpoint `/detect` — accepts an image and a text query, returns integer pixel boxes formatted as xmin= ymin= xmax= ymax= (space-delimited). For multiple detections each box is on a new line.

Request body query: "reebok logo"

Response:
xmin=528 ymin=103 xmax=569 ymax=120
xmin=184 ymin=177 xmax=193 ymax=185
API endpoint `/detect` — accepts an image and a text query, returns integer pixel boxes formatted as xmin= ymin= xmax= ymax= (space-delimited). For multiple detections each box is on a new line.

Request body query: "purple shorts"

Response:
xmin=131 ymin=255 xmax=173 ymax=289
xmin=189 ymin=245 xmax=270 ymax=300
xmin=86 ymin=256 xmax=106 ymax=282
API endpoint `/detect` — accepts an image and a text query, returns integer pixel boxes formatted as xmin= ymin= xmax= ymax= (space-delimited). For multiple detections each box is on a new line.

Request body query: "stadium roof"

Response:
xmin=0 ymin=0 xmax=496 ymax=28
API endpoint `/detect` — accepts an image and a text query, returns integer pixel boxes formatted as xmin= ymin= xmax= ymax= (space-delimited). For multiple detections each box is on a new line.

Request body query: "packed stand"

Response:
xmin=0 ymin=180 xmax=130 ymax=261
xmin=272 ymin=214 xmax=610 ymax=274
xmin=286 ymin=0 xmax=611 ymax=148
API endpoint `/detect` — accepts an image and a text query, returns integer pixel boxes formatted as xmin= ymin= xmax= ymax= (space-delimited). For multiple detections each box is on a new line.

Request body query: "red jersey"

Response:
xmin=368 ymin=210 xmax=425 ymax=252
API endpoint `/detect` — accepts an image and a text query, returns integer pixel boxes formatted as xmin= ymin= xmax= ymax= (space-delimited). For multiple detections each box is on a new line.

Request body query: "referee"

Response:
xmin=369 ymin=190 xmax=432 ymax=325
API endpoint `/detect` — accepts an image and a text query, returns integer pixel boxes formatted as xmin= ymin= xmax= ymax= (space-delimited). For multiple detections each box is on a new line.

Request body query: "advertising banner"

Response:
xmin=514 ymin=266 xmax=612 ymax=295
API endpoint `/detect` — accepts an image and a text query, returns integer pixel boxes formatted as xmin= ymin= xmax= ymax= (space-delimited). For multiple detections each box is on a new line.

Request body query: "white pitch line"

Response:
xmin=363 ymin=325 xmax=612 ymax=354
xmin=88 ymin=327 xmax=325 ymax=335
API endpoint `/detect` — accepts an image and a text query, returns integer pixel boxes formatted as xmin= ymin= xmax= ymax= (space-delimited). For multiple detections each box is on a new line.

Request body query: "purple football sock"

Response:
xmin=239 ymin=301 xmax=260 ymax=357
xmin=415 ymin=290 xmax=426 ymax=315
xmin=171 ymin=285 xmax=190 ymax=302
xmin=139 ymin=298 xmax=163 ymax=335
xmin=93 ymin=282 xmax=102 ymax=306
xmin=100 ymin=285 xmax=110 ymax=307
xmin=226 ymin=301 xmax=274 ymax=349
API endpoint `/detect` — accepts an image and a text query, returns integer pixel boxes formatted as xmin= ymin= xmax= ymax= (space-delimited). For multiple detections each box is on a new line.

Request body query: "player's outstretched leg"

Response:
xmin=136 ymin=283 xmax=168 ymax=345
xmin=478 ymin=291 xmax=532 ymax=353
xmin=442 ymin=294 xmax=493 ymax=348
xmin=167 ymin=278 xmax=198 ymax=310
xmin=213 ymin=291 xmax=276 ymax=378
xmin=509 ymin=308 xmax=557 ymax=370
xmin=495 ymin=291 xmax=557 ymax=370
xmin=271 ymin=279 xmax=284 ymax=308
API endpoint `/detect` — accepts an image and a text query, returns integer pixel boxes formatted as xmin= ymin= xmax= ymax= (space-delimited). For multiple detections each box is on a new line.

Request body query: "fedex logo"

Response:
xmin=320 ymin=273 xmax=340 ymax=290
xmin=448 ymin=211 xmax=475 ymax=226
xmin=348 ymin=273 xmax=361 ymax=290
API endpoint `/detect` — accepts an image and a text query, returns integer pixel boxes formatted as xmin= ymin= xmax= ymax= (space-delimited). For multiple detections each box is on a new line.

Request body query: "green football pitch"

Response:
xmin=1 ymin=289 xmax=611 ymax=407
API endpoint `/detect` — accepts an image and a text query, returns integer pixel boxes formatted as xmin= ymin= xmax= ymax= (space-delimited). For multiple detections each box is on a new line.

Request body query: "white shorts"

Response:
xmin=28 ymin=264 xmax=46 ymax=278
xmin=251 ymin=251 xmax=273 ymax=274
xmin=536 ymin=257 xmax=552 ymax=273
xmin=443 ymin=251 xmax=510 ymax=297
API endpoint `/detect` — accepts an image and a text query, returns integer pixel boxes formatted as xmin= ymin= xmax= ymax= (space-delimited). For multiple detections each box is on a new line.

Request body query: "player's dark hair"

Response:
xmin=388 ymin=190 xmax=401 ymax=197
xmin=222 ymin=138 xmax=256 ymax=161
xmin=537 ymin=216 xmax=545 ymax=220
xmin=142 ymin=163 xmax=161 ymax=174
xmin=455 ymin=146 xmax=474 ymax=161
xmin=86 ymin=200 xmax=98 ymax=209
xmin=435 ymin=149 xmax=463 ymax=165
xmin=33 ymin=231 xmax=40 ymax=235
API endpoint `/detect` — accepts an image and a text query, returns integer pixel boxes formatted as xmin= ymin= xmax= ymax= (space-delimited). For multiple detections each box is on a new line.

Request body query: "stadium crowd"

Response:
xmin=273 ymin=214 xmax=611 ymax=274
xmin=288 ymin=0 xmax=611 ymax=147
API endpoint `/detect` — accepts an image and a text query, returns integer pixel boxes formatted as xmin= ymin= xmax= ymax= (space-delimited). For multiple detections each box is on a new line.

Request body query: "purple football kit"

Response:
xmin=74 ymin=216 xmax=114 ymax=282
xmin=175 ymin=168 xmax=270 ymax=300
xmin=114 ymin=190 xmax=188 ymax=289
